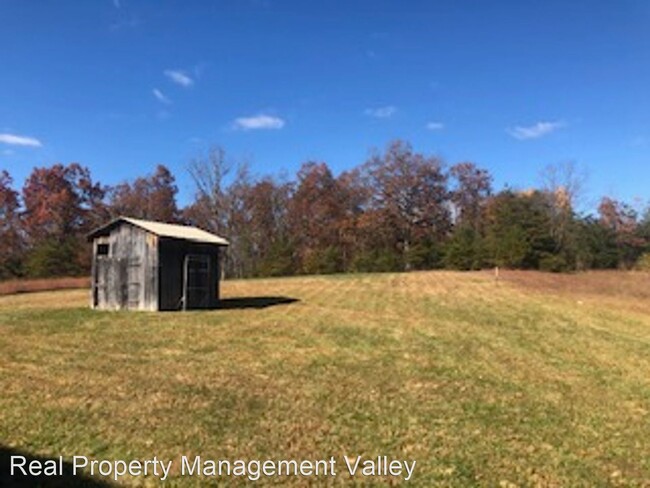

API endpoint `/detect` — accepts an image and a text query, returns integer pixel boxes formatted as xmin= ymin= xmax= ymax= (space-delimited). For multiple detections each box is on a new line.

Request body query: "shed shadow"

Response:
xmin=0 ymin=445 xmax=113 ymax=487
xmin=217 ymin=296 xmax=299 ymax=310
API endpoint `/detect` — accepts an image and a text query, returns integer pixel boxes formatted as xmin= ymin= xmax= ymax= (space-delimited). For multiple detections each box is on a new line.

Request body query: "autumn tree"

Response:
xmin=239 ymin=178 xmax=293 ymax=277
xmin=597 ymin=197 xmax=644 ymax=268
xmin=288 ymin=162 xmax=346 ymax=274
xmin=224 ymin=165 xmax=253 ymax=277
xmin=177 ymin=139 xmax=646 ymax=276
xmin=22 ymin=163 xmax=106 ymax=276
xmin=361 ymin=140 xmax=450 ymax=270
xmin=23 ymin=163 xmax=104 ymax=240
xmin=110 ymin=164 xmax=179 ymax=222
xmin=444 ymin=162 xmax=492 ymax=270
xmin=449 ymin=162 xmax=492 ymax=231
xmin=0 ymin=171 xmax=24 ymax=278
xmin=335 ymin=169 xmax=373 ymax=271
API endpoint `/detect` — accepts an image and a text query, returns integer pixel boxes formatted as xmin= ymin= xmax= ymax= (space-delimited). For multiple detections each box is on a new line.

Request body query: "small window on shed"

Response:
xmin=97 ymin=244 xmax=109 ymax=256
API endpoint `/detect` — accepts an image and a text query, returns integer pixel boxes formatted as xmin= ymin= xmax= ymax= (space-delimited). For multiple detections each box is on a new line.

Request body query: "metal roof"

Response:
xmin=89 ymin=216 xmax=229 ymax=246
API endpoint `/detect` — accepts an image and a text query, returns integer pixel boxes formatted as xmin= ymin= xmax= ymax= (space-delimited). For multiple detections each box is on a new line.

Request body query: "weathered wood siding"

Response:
xmin=92 ymin=224 xmax=158 ymax=311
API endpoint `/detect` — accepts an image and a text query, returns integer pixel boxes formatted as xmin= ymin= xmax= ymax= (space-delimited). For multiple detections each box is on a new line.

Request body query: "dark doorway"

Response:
xmin=182 ymin=254 xmax=210 ymax=309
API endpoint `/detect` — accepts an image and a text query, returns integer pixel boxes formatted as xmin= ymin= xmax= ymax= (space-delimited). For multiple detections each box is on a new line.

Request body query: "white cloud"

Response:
xmin=365 ymin=105 xmax=397 ymax=118
xmin=426 ymin=122 xmax=445 ymax=131
xmin=233 ymin=114 xmax=285 ymax=131
xmin=2 ymin=149 xmax=15 ymax=156
xmin=152 ymin=88 xmax=171 ymax=104
xmin=164 ymin=69 xmax=194 ymax=87
xmin=112 ymin=0 xmax=120 ymax=8
xmin=507 ymin=121 xmax=565 ymax=140
xmin=0 ymin=133 xmax=42 ymax=147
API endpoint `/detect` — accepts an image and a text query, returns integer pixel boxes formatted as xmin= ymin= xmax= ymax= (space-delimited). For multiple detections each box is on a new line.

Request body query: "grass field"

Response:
xmin=1 ymin=270 xmax=650 ymax=486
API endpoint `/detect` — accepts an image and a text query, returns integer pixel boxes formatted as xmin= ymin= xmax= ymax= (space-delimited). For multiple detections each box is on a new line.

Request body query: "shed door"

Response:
xmin=183 ymin=254 xmax=210 ymax=309
xmin=94 ymin=257 xmax=109 ymax=307
xmin=126 ymin=257 xmax=142 ymax=309
xmin=94 ymin=257 xmax=138 ymax=309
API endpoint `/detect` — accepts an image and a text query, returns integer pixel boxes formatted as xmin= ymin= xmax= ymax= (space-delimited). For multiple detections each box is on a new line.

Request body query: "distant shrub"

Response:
xmin=635 ymin=253 xmax=650 ymax=271
xmin=406 ymin=240 xmax=443 ymax=270
xmin=24 ymin=238 xmax=84 ymax=278
xmin=352 ymin=248 xmax=401 ymax=273
xmin=444 ymin=227 xmax=485 ymax=270
xmin=538 ymin=253 xmax=570 ymax=273
xmin=302 ymin=247 xmax=342 ymax=275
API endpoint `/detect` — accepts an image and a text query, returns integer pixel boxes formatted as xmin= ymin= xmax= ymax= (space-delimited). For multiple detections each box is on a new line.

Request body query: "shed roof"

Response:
xmin=88 ymin=216 xmax=229 ymax=246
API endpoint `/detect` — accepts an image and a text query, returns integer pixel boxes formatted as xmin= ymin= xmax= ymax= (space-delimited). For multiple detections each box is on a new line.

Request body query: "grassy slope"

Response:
xmin=1 ymin=271 xmax=649 ymax=486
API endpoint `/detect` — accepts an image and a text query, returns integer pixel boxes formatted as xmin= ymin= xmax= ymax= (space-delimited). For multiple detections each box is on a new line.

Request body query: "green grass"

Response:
xmin=1 ymin=271 xmax=650 ymax=486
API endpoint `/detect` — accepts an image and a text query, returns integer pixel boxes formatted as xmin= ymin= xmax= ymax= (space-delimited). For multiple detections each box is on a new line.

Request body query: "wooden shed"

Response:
xmin=87 ymin=217 xmax=229 ymax=311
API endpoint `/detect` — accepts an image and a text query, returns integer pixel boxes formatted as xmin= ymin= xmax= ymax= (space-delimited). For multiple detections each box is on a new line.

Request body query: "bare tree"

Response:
xmin=540 ymin=161 xmax=588 ymax=257
xmin=449 ymin=162 xmax=492 ymax=232
xmin=186 ymin=146 xmax=232 ymax=235
xmin=540 ymin=161 xmax=587 ymax=210
xmin=185 ymin=146 xmax=257 ymax=278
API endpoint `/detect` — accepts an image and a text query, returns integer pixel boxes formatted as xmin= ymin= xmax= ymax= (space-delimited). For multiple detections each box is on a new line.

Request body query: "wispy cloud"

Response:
xmin=192 ymin=62 xmax=209 ymax=81
xmin=365 ymin=106 xmax=397 ymax=118
xmin=152 ymin=88 xmax=171 ymax=104
xmin=164 ymin=69 xmax=194 ymax=87
xmin=0 ymin=133 xmax=42 ymax=147
xmin=112 ymin=0 xmax=121 ymax=8
xmin=426 ymin=122 xmax=445 ymax=131
xmin=507 ymin=121 xmax=565 ymax=140
xmin=233 ymin=114 xmax=285 ymax=131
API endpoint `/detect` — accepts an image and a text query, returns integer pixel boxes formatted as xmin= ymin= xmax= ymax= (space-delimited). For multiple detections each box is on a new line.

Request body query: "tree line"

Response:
xmin=1 ymin=140 xmax=648 ymax=280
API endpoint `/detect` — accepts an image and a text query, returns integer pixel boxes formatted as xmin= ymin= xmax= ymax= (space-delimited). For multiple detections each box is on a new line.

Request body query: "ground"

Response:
xmin=1 ymin=271 xmax=649 ymax=486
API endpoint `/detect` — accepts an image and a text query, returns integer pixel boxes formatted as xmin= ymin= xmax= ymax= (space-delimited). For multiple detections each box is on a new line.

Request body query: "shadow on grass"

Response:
xmin=0 ymin=445 xmax=112 ymax=487
xmin=218 ymin=296 xmax=299 ymax=310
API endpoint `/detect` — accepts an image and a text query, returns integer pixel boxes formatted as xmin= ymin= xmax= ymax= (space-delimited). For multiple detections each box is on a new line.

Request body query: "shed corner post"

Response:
xmin=216 ymin=247 xmax=223 ymax=304
xmin=89 ymin=239 xmax=96 ymax=309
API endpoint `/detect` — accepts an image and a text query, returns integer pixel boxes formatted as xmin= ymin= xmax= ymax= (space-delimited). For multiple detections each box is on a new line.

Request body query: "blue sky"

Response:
xmin=1 ymin=0 xmax=648 ymax=211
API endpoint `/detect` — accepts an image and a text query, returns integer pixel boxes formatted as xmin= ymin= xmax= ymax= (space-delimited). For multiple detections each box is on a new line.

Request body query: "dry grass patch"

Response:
xmin=0 ymin=277 xmax=89 ymax=296
xmin=499 ymin=269 xmax=650 ymax=314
